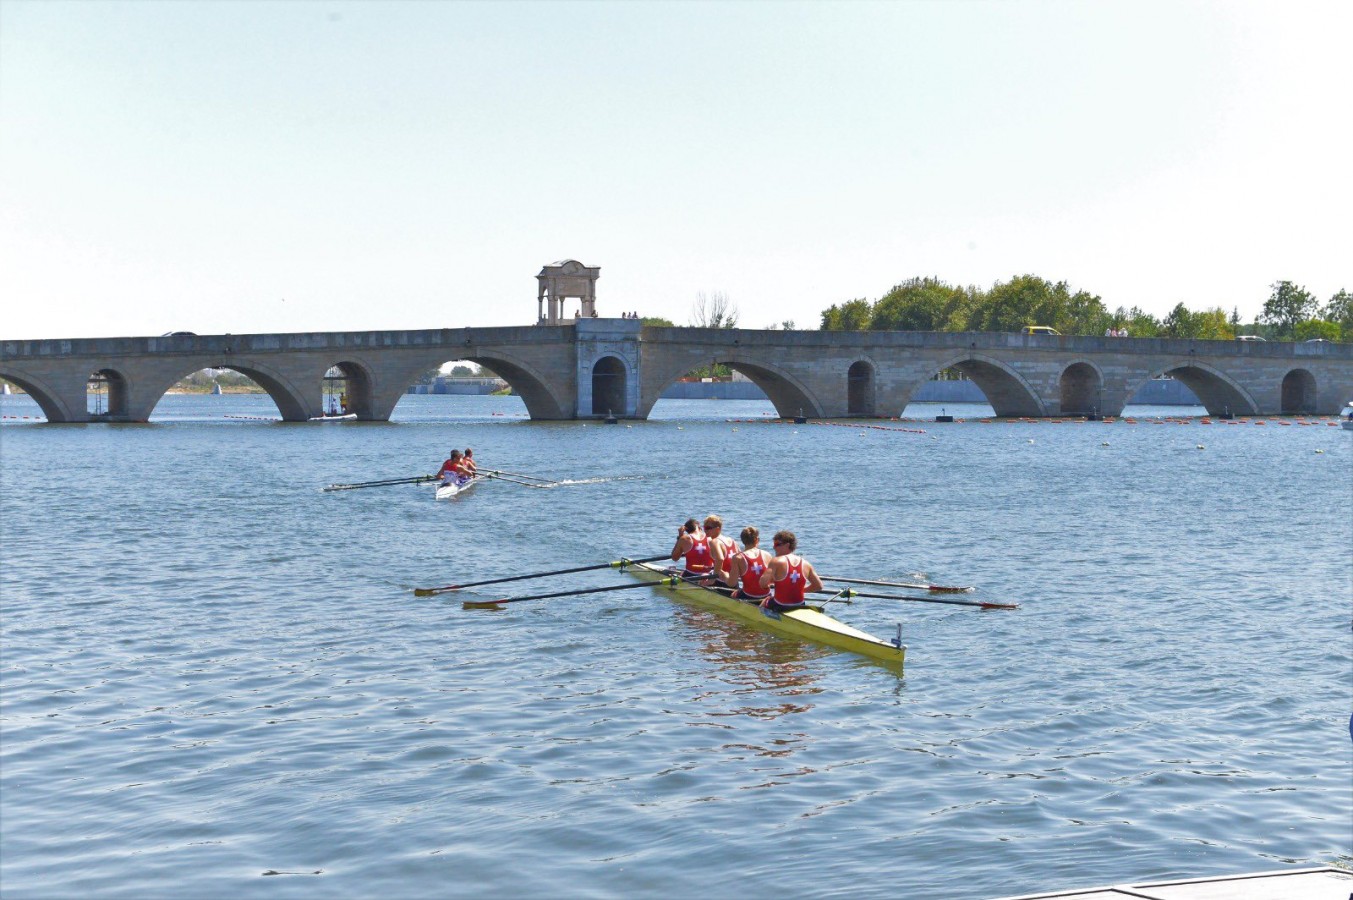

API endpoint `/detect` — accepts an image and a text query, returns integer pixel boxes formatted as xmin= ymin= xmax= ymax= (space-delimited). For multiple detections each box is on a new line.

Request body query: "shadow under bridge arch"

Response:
xmin=462 ymin=353 xmax=569 ymax=420
xmin=639 ymin=357 xmax=821 ymax=419
xmin=1133 ymin=363 xmax=1257 ymax=418
xmin=934 ymin=355 xmax=1046 ymax=418
xmin=591 ymin=356 xmax=627 ymax=417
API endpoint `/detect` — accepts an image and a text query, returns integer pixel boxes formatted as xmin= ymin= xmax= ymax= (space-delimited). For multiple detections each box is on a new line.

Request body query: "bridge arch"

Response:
xmin=1058 ymin=360 xmax=1105 ymax=416
xmin=1280 ymin=368 xmax=1317 ymax=414
xmin=639 ymin=352 xmax=823 ymax=419
xmin=322 ymin=360 xmax=373 ymax=418
xmin=1129 ymin=361 xmax=1258 ymax=418
xmin=137 ymin=359 xmax=310 ymax=421
xmin=929 ymin=353 xmax=1047 ymax=417
xmin=591 ymin=355 xmax=627 ymax=417
xmin=847 ymin=359 xmax=876 ymax=416
xmin=88 ymin=368 xmax=130 ymax=419
xmin=0 ymin=369 xmax=74 ymax=422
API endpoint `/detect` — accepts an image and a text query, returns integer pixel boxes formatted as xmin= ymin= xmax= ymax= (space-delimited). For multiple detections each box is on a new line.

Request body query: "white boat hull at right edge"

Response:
xmin=1340 ymin=402 xmax=1353 ymax=430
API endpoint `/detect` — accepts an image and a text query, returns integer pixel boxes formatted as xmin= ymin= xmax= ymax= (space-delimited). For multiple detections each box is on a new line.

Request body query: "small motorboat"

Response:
xmin=1340 ymin=401 xmax=1353 ymax=431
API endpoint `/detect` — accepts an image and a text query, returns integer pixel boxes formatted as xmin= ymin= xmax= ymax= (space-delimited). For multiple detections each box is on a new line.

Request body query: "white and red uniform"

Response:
xmin=438 ymin=459 xmax=469 ymax=482
xmin=770 ymin=555 xmax=808 ymax=607
xmin=737 ymin=548 xmax=771 ymax=599
xmin=683 ymin=534 xmax=713 ymax=575
xmin=712 ymin=535 xmax=738 ymax=578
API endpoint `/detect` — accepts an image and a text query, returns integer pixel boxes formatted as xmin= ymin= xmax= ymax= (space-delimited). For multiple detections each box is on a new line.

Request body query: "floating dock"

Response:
xmin=996 ymin=866 xmax=1351 ymax=899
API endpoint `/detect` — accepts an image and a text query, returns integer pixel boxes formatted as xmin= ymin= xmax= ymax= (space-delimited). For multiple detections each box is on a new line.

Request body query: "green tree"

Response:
xmin=1293 ymin=319 xmax=1342 ymax=341
xmin=968 ymin=275 xmax=1107 ymax=335
xmin=1260 ymin=280 xmax=1317 ymax=339
xmin=1109 ymin=306 xmax=1160 ymax=337
xmin=870 ymin=277 xmax=972 ymax=331
xmin=1321 ymin=288 xmax=1351 ymax=340
xmin=1161 ymin=303 xmax=1197 ymax=338
xmin=641 ymin=316 xmax=676 ymax=327
xmin=820 ymin=298 xmax=872 ymax=331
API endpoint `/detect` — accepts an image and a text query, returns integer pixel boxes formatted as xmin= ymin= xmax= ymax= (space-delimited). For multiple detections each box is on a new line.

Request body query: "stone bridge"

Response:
xmin=2 ymin=319 xmax=1350 ymax=422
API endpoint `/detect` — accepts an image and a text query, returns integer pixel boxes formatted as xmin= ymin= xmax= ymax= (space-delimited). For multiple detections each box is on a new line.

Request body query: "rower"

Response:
xmin=462 ymin=448 xmax=478 ymax=474
xmin=758 ymin=530 xmax=823 ymax=612
xmin=437 ymin=449 xmax=471 ymax=484
xmin=723 ymin=526 xmax=771 ymax=602
xmin=703 ymin=515 xmax=737 ymax=587
xmin=671 ymin=518 xmax=712 ymax=579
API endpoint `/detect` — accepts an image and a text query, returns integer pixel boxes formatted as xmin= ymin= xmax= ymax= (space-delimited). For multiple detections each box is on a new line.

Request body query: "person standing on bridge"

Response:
xmin=758 ymin=530 xmax=824 ymax=613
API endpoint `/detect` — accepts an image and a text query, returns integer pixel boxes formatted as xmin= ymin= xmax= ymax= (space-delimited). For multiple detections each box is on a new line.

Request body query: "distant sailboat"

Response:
xmin=211 ymin=383 xmax=223 ymax=395
xmin=1 ymin=383 xmax=12 ymax=395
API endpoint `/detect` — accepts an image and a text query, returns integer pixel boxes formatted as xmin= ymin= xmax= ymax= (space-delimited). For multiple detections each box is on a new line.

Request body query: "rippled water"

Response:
xmin=2 ymin=393 xmax=1349 ymax=899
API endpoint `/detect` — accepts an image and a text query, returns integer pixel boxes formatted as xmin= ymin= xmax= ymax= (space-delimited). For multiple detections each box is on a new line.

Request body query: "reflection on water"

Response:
xmin=668 ymin=605 xmax=824 ymax=725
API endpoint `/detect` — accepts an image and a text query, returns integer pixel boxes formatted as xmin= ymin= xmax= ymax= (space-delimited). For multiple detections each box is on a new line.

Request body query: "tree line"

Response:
xmin=819 ymin=276 xmax=1350 ymax=342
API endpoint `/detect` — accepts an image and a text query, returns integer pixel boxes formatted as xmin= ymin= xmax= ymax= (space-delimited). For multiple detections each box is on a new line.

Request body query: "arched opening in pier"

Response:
xmin=1058 ymin=362 xmax=1103 ymax=416
xmin=847 ymin=361 xmax=875 ymax=416
xmin=591 ymin=356 xmax=627 ymax=417
xmin=87 ymin=369 xmax=129 ymax=419
xmin=319 ymin=362 xmax=371 ymax=419
xmin=1280 ymin=368 xmax=1316 ymax=414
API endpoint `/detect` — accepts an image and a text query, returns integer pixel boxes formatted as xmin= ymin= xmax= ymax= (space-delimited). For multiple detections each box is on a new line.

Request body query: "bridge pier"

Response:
xmin=576 ymin=318 xmax=642 ymax=418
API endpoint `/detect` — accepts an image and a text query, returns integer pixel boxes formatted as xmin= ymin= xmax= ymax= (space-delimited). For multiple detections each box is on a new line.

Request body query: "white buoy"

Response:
xmin=1196 ymin=444 xmax=1205 ymax=449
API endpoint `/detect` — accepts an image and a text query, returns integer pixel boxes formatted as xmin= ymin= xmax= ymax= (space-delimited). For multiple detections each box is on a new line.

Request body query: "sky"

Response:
xmin=1 ymin=0 xmax=1349 ymax=340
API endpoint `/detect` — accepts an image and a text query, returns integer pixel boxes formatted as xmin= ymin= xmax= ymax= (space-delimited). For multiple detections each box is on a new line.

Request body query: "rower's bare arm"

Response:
xmin=805 ymin=562 xmax=824 ymax=594
xmin=671 ymin=533 xmax=687 ymax=561
xmin=710 ymin=543 xmax=727 ymax=577
xmin=721 ymin=558 xmax=742 ymax=588
xmin=760 ymin=558 xmax=782 ymax=591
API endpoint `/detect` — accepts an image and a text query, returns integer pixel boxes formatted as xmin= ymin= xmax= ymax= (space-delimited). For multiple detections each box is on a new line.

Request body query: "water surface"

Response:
xmin=2 ymin=393 xmax=1349 ymax=898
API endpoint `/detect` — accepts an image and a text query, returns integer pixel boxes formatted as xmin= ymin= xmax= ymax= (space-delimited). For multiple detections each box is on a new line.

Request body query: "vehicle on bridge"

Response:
xmin=1020 ymin=325 xmax=1060 ymax=335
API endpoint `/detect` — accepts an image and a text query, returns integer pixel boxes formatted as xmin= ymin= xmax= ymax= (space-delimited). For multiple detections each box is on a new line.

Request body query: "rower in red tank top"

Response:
xmin=722 ymin=525 xmax=771 ymax=600
xmin=758 ymin=530 xmax=824 ymax=612
xmin=671 ymin=518 xmax=713 ymax=576
xmin=702 ymin=516 xmax=737 ymax=585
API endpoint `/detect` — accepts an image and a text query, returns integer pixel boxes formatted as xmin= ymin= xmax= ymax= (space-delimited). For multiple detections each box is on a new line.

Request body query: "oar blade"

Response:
xmin=463 ymin=599 xmax=506 ymax=610
xmin=414 ymin=585 xmax=459 ymax=597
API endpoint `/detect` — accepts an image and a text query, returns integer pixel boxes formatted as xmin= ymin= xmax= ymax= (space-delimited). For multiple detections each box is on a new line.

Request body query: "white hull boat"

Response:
xmin=436 ymin=475 xmax=483 ymax=500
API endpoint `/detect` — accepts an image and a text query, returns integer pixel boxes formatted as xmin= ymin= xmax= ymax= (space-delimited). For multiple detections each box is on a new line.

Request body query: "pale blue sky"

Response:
xmin=2 ymin=0 xmax=1348 ymax=339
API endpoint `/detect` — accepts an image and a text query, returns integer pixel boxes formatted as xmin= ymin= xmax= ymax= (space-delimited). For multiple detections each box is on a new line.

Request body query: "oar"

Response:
xmin=485 ymin=468 xmax=556 ymax=483
xmin=815 ymin=587 xmax=857 ymax=608
xmin=482 ymin=472 xmax=556 ymax=489
xmin=414 ymin=554 xmax=669 ymax=596
xmin=323 ymin=474 xmax=436 ymax=492
xmin=463 ymin=579 xmax=677 ymax=609
xmin=819 ymin=574 xmax=974 ymax=594
xmin=848 ymin=590 xmax=1019 ymax=610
